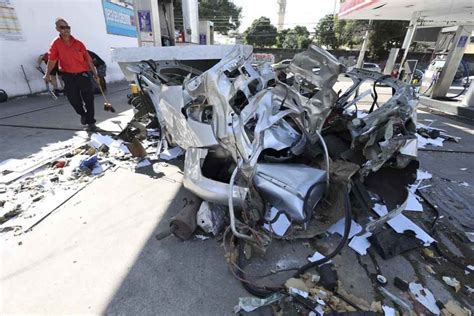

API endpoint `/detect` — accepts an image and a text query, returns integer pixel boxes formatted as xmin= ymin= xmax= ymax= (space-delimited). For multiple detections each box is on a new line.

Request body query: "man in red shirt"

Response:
xmin=43 ymin=17 xmax=99 ymax=130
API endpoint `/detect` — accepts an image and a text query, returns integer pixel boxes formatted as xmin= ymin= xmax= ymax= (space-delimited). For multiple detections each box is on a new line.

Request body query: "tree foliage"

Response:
xmin=174 ymin=0 xmax=242 ymax=35
xmin=368 ymin=20 xmax=409 ymax=60
xmin=276 ymin=26 xmax=312 ymax=49
xmin=314 ymin=14 xmax=339 ymax=49
xmin=244 ymin=17 xmax=277 ymax=48
xmin=342 ymin=20 xmax=367 ymax=48
xmin=314 ymin=14 xmax=409 ymax=60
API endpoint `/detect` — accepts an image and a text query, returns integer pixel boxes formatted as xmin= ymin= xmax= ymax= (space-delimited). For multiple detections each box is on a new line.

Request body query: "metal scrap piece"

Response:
xmin=254 ymin=163 xmax=326 ymax=222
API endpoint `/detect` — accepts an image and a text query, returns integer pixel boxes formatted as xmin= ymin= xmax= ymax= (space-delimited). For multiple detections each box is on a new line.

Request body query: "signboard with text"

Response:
xmin=251 ymin=53 xmax=275 ymax=65
xmin=339 ymin=0 xmax=380 ymax=17
xmin=102 ymin=0 xmax=137 ymax=37
xmin=0 ymin=0 xmax=23 ymax=41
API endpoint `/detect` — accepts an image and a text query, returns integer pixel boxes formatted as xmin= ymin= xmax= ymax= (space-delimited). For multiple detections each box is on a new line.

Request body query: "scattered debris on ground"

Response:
xmin=2 ymin=44 xmax=472 ymax=314
xmin=110 ymin=44 xmax=473 ymax=314
xmin=0 ymin=119 xmax=173 ymax=236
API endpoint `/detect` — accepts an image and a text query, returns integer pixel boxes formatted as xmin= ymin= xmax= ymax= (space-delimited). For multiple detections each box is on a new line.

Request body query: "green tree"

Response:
xmin=244 ymin=17 xmax=277 ymax=48
xmin=277 ymin=26 xmax=312 ymax=49
xmin=342 ymin=20 xmax=368 ymax=48
xmin=293 ymin=26 xmax=312 ymax=49
xmin=314 ymin=14 xmax=338 ymax=49
xmin=174 ymin=0 xmax=242 ymax=35
xmin=314 ymin=14 xmax=408 ymax=59
xmin=276 ymin=29 xmax=289 ymax=48
xmin=282 ymin=29 xmax=298 ymax=49
xmin=368 ymin=20 xmax=409 ymax=60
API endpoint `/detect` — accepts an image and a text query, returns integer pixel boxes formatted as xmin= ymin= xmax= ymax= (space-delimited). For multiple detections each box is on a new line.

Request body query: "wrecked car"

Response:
xmin=114 ymin=44 xmax=419 ymax=295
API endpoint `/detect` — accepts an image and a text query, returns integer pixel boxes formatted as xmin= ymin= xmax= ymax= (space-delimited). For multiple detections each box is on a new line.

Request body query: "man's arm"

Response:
xmin=36 ymin=55 xmax=44 ymax=68
xmin=86 ymin=53 xmax=98 ymax=77
xmin=43 ymin=59 xmax=58 ymax=82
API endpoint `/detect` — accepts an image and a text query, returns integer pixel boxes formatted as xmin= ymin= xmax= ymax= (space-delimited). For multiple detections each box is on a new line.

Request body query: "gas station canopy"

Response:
xmin=339 ymin=0 xmax=474 ymax=23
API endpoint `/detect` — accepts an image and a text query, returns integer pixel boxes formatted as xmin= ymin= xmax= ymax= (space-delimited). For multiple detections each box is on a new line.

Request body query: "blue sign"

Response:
xmin=138 ymin=10 xmax=152 ymax=32
xmin=102 ymin=0 xmax=137 ymax=38
xmin=457 ymin=35 xmax=468 ymax=48
xmin=199 ymin=34 xmax=207 ymax=45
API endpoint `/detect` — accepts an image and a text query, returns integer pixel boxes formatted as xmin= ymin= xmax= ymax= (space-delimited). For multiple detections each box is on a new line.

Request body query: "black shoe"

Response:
xmin=80 ymin=115 xmax=87 ymax=125
xmin=86 ymin=123 xmax=97 ymax=131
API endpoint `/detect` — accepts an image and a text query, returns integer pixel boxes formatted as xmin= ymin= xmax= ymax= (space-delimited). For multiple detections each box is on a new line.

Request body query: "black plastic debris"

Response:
xmin=393 ymin=277 xmax=409 ymax=292
xmin=369 ymin=229 xmax=422 ymax=259
xmin=317 ymin=264 xmax=338 ymax=292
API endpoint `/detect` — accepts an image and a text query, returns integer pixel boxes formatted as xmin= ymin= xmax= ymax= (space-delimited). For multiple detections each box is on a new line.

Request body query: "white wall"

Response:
xmin=0 ymin=0 xmax=138 ymax=97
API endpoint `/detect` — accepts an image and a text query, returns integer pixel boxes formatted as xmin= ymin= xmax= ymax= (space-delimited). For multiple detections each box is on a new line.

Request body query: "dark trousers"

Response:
xmin=62 ymin=72 xmax=96 ymax=124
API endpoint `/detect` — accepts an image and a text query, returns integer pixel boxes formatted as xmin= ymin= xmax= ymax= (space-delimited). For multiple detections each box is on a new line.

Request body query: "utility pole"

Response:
xmin=356 ymin=20 xmax=372 ymax=68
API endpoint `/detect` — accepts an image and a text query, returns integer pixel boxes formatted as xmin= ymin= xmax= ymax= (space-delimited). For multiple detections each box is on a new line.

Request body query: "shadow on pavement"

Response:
xmin=103 ymin=183 xmax=248 ymax=315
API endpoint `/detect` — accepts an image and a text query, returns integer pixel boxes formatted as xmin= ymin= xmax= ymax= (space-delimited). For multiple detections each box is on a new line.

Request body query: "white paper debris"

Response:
xmin=89 ymin=133 xmax=115 ymax=149
xmin=409 ymin=282 xmax=440 ymax=315
xmin=194 ymin=234 xmax=209 ymax=241
xmin=416 ymin=134 xmax=444 ymax=148
xmin=399 ymin=139 xmax=418 ymax=157
xmin=466 ymin=285 xmax=474 ymax=294
xmin=263 ymin=207 xmax=291 ymax=236
xmin=289 ymin=287 xmax=309 ymax=298
xmin=109 ymin=140 xmax=130 ymax=155
xmin=328 ymin=218 xmax=362 ymax=238
xmin=135 ymin=159 xmax=151 ymax=169
xmin=160 ymin=146 xmax=185 ymax=161
xmin=460 ymin=168 xmax=467 ymax=171
xmin=348 ymin=232 xmax=372 ymax=255
xmin=405 ymin=192 xmax=423 ymax=212
xmin=417 ymin=170 xmax=433 ymax=181
xmin=308 ymin=251 xmax=332 ymax=264
xmin=372 ymin=203 xmax=435 ymax=246
xmin=459 ymin=182 xmax=469 ymax=187
xmin=383 ymin=305 xmax=396 ymax=316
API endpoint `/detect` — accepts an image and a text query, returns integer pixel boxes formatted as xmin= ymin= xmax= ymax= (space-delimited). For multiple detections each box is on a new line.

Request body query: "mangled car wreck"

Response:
xmin=114 ymin=44 xmax=421 ymax=300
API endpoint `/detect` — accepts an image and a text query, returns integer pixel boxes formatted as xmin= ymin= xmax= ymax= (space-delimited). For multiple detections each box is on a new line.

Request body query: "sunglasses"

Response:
xmin=58 ymin=25 xmax=70 ymax=30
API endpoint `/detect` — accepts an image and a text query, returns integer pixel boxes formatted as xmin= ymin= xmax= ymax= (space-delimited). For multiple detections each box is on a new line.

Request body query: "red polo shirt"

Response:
xmin=49 ymin=35 xmax=91 ymax=73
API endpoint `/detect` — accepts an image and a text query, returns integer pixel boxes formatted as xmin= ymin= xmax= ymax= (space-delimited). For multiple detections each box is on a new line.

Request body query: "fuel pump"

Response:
xmin=419 ymin=25 xmax=472 ymax=98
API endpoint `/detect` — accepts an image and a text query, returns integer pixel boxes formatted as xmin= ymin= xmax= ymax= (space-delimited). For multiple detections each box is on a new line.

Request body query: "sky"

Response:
xmin=232 ymin=0 xmax=339 ymax=32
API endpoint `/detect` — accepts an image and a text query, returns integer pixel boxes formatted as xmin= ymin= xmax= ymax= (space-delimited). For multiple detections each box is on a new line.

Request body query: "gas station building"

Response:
xmin=339 ymin=0 xmax=474 ymax=113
